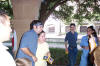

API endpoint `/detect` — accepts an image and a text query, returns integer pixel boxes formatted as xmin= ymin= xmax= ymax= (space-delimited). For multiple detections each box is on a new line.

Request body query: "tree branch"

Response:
xmin=46 ymin=0 xmax=68 ymax=20
xmin=39 ymin=0 xmax=68 ymax=23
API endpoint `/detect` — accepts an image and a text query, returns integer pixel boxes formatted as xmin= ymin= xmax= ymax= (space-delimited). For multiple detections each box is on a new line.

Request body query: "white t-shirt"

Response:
xmin=35 ymin=42 xmax=49 ymax=66
xmin=0 ymin=43 xmax=16 ymax=66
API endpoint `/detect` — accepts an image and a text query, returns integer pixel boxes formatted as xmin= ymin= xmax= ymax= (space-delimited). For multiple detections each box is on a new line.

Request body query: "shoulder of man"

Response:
xmin=66 ymin=32 xmax=70 ymax=35
xmin=24 ymin=30 xmax=34 ymax=35
xmin=22 ymin=31 xmax=32 ymax=38
xmin=75 ymin=32 xmax=78 ymax=35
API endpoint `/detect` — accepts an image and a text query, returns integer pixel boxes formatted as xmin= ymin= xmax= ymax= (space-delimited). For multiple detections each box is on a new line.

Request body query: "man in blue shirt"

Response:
xmin=16 ymin=20 xmax=43 ymax=66
xmin=65 ymin=23 xmax=78 ymax=66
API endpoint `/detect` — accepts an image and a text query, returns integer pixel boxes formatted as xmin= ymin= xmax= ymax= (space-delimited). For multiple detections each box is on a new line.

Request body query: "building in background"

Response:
xmin=44 ymin=14 xmax=100 ymax=39
xmin=43 ymin=15 xmax=66 ymax=38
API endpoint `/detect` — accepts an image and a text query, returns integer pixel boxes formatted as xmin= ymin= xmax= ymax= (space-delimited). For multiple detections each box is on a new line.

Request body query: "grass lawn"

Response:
xmin=49 ymin=48 xmax=82 ymax=65
xmin=8 ymin=47 xmax=82 ymax=66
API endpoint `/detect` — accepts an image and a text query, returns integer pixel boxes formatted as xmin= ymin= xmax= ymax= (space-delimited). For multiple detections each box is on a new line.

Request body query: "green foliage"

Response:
xmin=53 ymin=3 xmax=74 ymax=24
xmin=0 ymin=0 xmax=100 ymax=24
xmin=0 ymin=0 xmax=13 ymax=18
xmin=53 ymin=0 xmax=100 ymax=25
xmin=48 ymin=1 xmax=58 ymax=10
xmin=77 ymin=0 xmax=100 ymax=22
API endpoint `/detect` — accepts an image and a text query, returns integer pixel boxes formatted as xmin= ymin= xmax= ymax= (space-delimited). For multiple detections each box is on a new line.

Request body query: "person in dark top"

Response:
xmin=65 ymin=23 xmax=78 ymax=66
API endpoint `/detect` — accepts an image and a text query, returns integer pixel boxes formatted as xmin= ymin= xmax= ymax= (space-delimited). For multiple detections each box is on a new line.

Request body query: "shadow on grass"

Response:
xmin=49 ymin=48 xmax=82 ymax=66
xmin=8 ymin=47 xmax=82 ymax=66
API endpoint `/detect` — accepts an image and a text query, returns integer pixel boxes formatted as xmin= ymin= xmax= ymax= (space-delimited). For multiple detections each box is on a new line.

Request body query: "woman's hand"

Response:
xmin=82 ymin=46 xmax=89 ymax=50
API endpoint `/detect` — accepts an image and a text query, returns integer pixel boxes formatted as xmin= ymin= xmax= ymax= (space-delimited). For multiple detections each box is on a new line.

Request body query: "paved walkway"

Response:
xmin=49 ymin=44 xmax=82 ymax=50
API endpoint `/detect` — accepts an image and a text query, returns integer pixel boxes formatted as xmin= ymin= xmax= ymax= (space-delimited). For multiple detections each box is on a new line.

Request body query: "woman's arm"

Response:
xmin=81 ymin=46 xmax=89 ymax=50
xmin=46 ymin=52 xmax=51 ymax=57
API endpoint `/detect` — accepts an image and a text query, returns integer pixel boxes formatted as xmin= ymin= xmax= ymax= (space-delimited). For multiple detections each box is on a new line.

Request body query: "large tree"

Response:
xmin=0 ymin=0 xmax=100 ymax=24
xmin=39 ymin=0 xmax=68 ymax=23
xmin=39 ymin=0 xmax=100 ymax=24
xmin=0 ymin=0 xmax=13 ymax=18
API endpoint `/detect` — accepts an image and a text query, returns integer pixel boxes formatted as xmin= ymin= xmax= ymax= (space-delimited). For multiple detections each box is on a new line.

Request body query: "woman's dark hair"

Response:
xmin=88 ymin=26 xmax=97 ymax=37
xmin=88 ymin=26 xmax=98 ymax=43
xmin=92 ymin=29 xmax=97 ymax=38
xmin=38 ymin=31 xmax=45 ymax=37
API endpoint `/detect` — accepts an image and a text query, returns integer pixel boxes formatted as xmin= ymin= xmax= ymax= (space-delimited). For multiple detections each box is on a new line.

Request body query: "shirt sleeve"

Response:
xmin=20 ymin=32 xmax=31 ymax=48
xmin=65 ymin=33 xmax=68 ymax=42
xmin=76 ymin=32 xmax=78 ymax=40
xmin=44 ymin=42 xmax=49 ymax=52
xmin=95 ymin=37 xmax=98 ymax=46
xmin=80 ymin=37 xmax=85 ymax=47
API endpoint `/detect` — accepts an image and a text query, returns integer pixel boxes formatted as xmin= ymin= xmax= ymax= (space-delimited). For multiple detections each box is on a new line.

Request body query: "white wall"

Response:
xmin=44 ymin=15 xmax=66 ymax=36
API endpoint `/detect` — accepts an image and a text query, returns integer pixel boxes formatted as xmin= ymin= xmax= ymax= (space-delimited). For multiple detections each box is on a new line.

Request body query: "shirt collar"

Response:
xmin=0 ymin=42 xmax=8 ymax=50
xmin=30 ymin=29 xmax=35 ymax=33
xmin=70 ymin=31 xmax=75 ymax=34
xmin=30 ymin=29 xmax=38 ymax=37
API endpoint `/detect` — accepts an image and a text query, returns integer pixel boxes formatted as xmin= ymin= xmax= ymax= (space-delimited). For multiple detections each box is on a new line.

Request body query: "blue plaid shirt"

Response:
xmin=65 ymin=31 xmax=78 ymax=47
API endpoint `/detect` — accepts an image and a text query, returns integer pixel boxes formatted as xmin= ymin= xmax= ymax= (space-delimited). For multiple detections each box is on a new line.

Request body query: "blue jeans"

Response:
xmin=67 ymin=46 xmax=78 ymax=66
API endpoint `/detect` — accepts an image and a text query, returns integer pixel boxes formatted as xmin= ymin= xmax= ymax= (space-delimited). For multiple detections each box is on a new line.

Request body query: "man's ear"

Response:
xmin=33 ymin=25 xmax=36 ymax=29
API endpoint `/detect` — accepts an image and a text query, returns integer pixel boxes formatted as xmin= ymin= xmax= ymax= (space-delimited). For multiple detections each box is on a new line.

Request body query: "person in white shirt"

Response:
xmin=35 ymin=31 xmax=51 ymax=66
xmin=0 ymin=12 xmax=16 ymax=66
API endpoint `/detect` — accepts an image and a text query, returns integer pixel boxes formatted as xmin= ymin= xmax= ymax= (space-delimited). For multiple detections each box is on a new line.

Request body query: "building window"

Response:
xmin=80 ymin=26 xmax=87 ymax=33
xmin=48 ymin=27 xmax=55 ymax=33
xmin=65 ymin=26 xmax=70 ymax=32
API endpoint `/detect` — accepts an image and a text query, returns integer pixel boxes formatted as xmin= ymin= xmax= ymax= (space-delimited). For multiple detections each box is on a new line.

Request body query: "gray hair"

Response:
xmin=0 ymin=13 xmax=8 ymax=25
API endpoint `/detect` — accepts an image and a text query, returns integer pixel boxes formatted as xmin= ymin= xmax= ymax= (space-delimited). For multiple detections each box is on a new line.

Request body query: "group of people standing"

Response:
xmin=16 ymin=20 xmax=51 ymax=66
xmin=0 ymin=12 xmax=51 ymax=66
xmin=65 ymin=23 xmax=99 ymax=66
xmin=0 ymin=11 xmax=100 ymax=66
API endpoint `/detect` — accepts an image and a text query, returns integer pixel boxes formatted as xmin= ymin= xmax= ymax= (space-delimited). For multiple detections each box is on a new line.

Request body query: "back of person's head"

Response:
xmin=16 ymin=58 xmax=32 ymax=66
xmin=0 ymin=11 xmax=8 ymax=25
xmin=70 ymin=23 xmax=76 ymax=27
xmin=0 ymin=10 xmax=11 ymax=42
xmin=30 ymin=20 xmax=43 ymax=30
